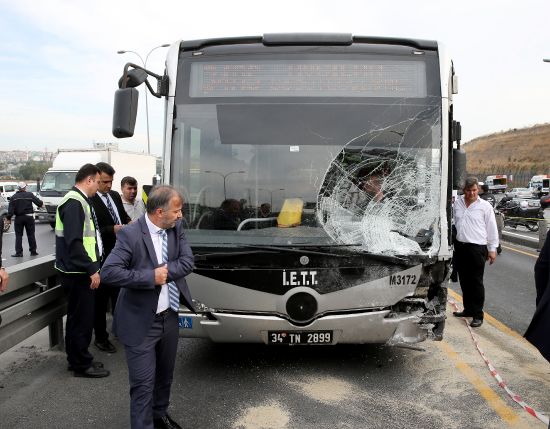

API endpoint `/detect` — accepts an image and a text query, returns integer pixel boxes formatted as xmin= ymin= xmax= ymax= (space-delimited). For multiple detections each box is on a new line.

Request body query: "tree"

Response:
xmin=17 ymin=160 xmax=52 ymax=181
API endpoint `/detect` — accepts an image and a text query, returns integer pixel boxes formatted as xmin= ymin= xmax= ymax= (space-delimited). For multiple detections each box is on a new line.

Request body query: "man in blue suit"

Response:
xmin=101 ymin=185 xmax=194 ymax=429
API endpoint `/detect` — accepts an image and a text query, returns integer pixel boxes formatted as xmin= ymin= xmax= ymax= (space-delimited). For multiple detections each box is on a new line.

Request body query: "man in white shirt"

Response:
xmin=121 ymin=176 xmax=146 ymax=221
xmin=452 ymin=176 xmax=499 ymax=327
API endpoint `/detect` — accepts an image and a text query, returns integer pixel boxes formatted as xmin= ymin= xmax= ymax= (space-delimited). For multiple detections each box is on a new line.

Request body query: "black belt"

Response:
xmin=155 ymin=308 xmax=171 ymax=317
xmin=456 ymin=241 xmax=486 ymax=247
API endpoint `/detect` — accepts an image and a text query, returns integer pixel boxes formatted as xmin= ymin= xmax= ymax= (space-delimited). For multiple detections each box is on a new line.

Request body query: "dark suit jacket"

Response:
xmin=525 ymin=229 xmax=550 ymax=363
xmin=90 ymin=191 xmax=131 ymax=258
xmin=100 ymin=216 xmax=195 ymax=346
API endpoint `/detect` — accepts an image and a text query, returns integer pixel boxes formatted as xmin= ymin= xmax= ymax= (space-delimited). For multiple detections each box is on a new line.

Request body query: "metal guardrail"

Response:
xmin=0 ymin=255 xmax=64 ymax=354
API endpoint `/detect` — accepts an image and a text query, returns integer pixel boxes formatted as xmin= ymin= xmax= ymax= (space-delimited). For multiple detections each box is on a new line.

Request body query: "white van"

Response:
xmin=0 ymin=181 xmax=19 ymax=200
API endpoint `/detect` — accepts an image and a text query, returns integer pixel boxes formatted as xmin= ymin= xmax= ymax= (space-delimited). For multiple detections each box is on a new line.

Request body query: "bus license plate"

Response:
xmin=268 ymin=331 xmax=333 ymax=345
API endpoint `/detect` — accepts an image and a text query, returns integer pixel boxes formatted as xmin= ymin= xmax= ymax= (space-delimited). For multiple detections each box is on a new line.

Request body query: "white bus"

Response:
xmin=112 ymin=33 xmax=464 ymax=346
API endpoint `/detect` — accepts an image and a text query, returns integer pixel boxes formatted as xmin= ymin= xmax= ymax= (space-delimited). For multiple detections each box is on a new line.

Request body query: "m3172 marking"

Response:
xmin=389 ymin=274 xmax=418 ymax=286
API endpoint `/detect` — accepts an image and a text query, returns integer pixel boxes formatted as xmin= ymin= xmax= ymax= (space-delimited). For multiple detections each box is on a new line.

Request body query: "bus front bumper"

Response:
xmin=177 ymin=309 xmax=445 ymax=345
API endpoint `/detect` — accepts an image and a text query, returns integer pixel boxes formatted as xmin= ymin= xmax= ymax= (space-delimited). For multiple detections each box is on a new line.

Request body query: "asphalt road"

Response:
xmin=1 ymin=222 xmax=55 ymax=267
xmin=1 ymin=310 xmax=548 ymax=429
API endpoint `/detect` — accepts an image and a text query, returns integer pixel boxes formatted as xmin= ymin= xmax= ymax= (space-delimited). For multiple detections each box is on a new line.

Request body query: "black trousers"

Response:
xmin=454 ymin=241 xmax=488 ymax=319
xmin=62 ymin=274 xmax=95 ymax=371
xmin=14 ymin=215 xmax=37 ymax=254
xmin=94 ymin=283 xmax=119 ymax=342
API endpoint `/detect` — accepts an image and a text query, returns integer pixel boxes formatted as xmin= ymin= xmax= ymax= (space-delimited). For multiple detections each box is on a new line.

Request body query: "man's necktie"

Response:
xmin=103 ymin=194 xmax=120 ymax=225
xmin=159 ymin=230 xmax=180 ymax=312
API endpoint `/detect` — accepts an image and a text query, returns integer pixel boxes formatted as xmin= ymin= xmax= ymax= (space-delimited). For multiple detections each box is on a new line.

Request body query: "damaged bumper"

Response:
xmin=178 ymin=305 xmax=446 ymax=345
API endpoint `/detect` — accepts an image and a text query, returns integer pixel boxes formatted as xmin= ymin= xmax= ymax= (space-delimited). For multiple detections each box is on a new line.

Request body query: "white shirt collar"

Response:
xmin=145 ymin=213 xmax=164 ymax=235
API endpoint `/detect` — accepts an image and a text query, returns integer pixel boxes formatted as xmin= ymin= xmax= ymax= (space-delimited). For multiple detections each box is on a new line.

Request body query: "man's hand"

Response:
xmin=114 ymin=224 xmax=124 ymax=233
xmin=0 ymin=269 xmax=9 ymax=292
xmin=154 ymin=264 xmax=168 ymax=285
xmin=89 ymin=272 xmax=101 ymax=289
xmin=487 ymin=250 xmax=497 ymax=265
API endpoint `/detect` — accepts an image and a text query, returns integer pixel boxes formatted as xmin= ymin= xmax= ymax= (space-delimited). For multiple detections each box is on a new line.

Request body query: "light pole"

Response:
xmin=117 ymin=44 xmax=170 ymax=154
xmin=544 ymin=59 xmax=550 ymax=63
xmin=204 ymin=170 xmax=245 ymax=200
xmin=258 ymin=188 xmax=285 ymax=209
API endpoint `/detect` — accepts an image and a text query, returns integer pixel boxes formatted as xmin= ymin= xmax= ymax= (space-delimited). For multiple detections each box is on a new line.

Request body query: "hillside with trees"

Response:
xmin=463 ymin=123 xmax=550 ymax=187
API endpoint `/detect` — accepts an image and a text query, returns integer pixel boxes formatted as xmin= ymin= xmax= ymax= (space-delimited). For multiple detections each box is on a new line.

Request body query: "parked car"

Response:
xmin=506 ymin=188 xmax=534 ymax=199
xmin=541 ymin=194 xmax=550 ymax=210
xmin=0 ymin=181 xmax=18 ymax=201
xmin=0 ymin=195 xmax=10 ymax=232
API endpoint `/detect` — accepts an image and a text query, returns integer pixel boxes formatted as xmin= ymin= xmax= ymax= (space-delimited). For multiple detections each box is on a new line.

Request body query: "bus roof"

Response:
xmin=180 ymin=33 xmax=438 ymax=51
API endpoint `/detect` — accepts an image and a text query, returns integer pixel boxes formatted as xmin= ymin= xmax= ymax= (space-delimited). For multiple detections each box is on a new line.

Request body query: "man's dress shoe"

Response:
xmin=73 ymin=365 xmax=110 ymax=378
xmin=470 ymin=318 xmax=483 ymax=328
xmin=154 ymin=414 xmax=183 ymax=429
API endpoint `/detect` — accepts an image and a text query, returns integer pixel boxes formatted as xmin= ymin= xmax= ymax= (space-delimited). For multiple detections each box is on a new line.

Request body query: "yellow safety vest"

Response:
xmin=55 ymin=190 xmax=98 ymax=273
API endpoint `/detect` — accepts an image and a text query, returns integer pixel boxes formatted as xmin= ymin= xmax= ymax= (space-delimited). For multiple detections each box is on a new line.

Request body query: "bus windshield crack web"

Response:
xmin=316 ymin=107 xmax=441 ymax=257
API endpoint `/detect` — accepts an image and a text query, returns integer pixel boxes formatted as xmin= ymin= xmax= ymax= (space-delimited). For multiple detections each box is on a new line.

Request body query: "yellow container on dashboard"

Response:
xmin=277 ymin=198 xmax=303 ymax=228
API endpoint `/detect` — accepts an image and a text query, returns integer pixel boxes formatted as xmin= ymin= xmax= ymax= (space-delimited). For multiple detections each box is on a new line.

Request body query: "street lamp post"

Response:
xmin=544 ymin=59 xmax=550 ymax=63
xmin=258 ymin=188 xmax=285 ymax=209
xmin=204 ymin=170 xmax=245 ymax=200
xmin=117 ymin=44 xmax=170 ymax=154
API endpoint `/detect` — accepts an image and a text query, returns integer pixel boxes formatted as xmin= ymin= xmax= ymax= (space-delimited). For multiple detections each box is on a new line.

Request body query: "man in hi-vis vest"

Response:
xmin=55 ymin=163 xmax=109 ymax=378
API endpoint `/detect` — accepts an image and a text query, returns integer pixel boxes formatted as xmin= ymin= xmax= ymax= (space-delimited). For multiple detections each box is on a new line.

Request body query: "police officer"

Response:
xmin=6 ymin=182 xmax=43 ymax=257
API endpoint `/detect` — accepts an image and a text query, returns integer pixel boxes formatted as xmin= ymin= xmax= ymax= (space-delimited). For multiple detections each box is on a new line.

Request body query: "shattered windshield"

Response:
xmin=172 ymin=50 xmax=442 ymax=257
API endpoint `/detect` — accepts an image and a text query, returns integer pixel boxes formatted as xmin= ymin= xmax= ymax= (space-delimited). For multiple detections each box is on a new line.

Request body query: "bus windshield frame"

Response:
xmin=170 ymin=47 xmax=444 ymax=258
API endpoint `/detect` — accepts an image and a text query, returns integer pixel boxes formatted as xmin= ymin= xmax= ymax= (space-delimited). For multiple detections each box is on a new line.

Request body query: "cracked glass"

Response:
xmin=172 ymin=49 xmax=442 ymax=258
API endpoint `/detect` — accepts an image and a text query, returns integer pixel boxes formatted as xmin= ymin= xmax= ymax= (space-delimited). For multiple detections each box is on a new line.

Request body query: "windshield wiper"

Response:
xmin=194 ymin=250 xmax=271 ymax=261
xmin=241 ymin=244 xmax=349 ymax=258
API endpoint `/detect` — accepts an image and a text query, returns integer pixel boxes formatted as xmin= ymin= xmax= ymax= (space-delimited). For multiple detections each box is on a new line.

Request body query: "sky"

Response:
xmin=1 ymin=0 xmax=549 ymax=156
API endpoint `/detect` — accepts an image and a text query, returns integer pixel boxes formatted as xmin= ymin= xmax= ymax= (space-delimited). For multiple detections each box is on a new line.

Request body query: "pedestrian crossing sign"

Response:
xmin=178 ymin=316 xmax=192 ymax=329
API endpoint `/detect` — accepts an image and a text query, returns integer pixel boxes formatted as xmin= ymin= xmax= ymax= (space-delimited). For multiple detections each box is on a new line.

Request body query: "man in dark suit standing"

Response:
xmin=90 ymin=162 xmax=131 ymax=353
xmin=525 ymin=228 xmax=550 ymax=364
xmin=101 ymin=185 xmax=194 ymax=429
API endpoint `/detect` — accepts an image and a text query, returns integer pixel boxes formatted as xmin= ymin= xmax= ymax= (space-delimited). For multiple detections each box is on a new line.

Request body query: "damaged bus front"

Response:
xmin=113 ymin=33 xmax=464 ymax=346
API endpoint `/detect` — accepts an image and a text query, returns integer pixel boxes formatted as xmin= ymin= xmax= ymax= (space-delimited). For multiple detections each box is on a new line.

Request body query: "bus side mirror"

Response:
xmin=452 ymin=149 xmax=467 ymax=189
xmin=112 ymin=88 xmax=139 ymax=138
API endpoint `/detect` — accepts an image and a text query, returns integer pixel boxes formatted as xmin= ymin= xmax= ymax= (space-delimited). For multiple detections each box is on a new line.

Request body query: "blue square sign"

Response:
xmin=178 ymin=316 xmax=193 ymax=329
